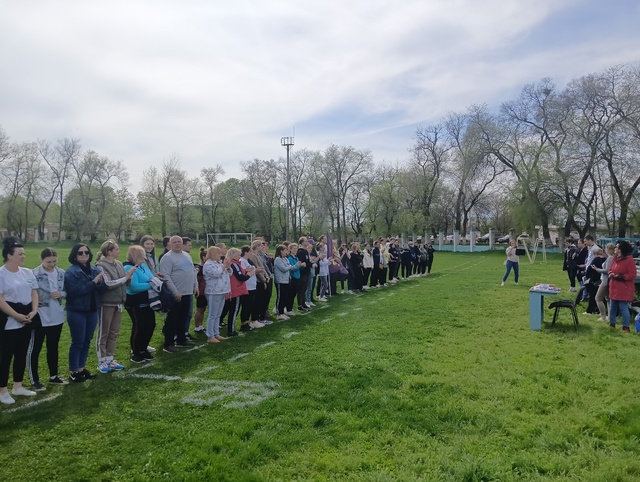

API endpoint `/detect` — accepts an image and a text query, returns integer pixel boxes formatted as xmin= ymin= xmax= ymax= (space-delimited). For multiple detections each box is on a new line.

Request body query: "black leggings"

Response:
xmin=275 ymin=283 xmax=289 ymax=314
xmin=1 ymin=326 xmax=31 ymax=387
xmin=28 ymin=323 xmax=63 ymax=383
xmin=126 ymin=304 xmax=156 ymax=356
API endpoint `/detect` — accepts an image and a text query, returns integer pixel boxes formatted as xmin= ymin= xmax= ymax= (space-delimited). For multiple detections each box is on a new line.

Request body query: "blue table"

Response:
xmin=529 ymin=288 xmax=560 ymax=330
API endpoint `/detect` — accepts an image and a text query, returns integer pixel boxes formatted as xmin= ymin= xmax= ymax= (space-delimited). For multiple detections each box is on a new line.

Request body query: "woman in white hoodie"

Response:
xmin=203 ymin=246 xmax=231 ymax=343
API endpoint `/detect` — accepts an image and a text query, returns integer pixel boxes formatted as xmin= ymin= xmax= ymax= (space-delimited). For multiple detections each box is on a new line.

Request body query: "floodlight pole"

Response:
xmin=281 ymin=136 xmax=294 ymax=241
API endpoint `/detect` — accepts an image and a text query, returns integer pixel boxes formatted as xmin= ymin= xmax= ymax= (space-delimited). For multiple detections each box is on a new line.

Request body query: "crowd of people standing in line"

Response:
xmin=0 ymin=233 xmax=434 ymax=405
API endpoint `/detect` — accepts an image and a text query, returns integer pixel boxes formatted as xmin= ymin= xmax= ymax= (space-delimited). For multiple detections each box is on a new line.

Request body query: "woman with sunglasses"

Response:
xmin=64 ymin=244 xmax=106 ymax=382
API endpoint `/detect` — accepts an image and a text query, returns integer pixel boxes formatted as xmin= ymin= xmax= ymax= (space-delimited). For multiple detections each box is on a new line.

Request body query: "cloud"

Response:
xmin=0 ymin=0 xmax=638 ymax=192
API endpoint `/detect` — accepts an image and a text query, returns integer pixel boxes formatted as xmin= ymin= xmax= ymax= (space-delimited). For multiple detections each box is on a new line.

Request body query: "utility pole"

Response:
xmin=280 ymin=136 xmax=294 ymax=241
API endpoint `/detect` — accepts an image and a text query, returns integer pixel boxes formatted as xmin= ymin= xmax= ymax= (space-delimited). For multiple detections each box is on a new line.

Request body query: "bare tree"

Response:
xmin=65 ymin=150 xmax=129 ymax=241
xmin=51 ymin=138 xmax=80 ymax=240
xmin=241 ymin=158 xmax=279 ymax=240
xmin=198 ymin=165 xmax=225 ymax=234
xmin=311 ymin=145 xmax=373 ymax=243
xmin=409 ymin=125 xmax=449 ymax=233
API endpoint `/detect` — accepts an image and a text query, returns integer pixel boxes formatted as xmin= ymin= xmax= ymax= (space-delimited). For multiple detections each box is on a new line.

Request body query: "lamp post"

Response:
xmin=281 ymin=136 xmax=294 ymax=241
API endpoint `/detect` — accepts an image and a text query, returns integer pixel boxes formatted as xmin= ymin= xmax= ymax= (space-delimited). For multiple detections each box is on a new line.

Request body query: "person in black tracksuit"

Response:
xmin=296 ymin=238 xmax=312 ymax=311
xmin=400 ymin=243 xmax=413 ymax=279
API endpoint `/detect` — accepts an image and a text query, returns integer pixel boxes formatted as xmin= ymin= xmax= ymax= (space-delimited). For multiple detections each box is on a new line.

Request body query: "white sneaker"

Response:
xmin=501 ymin=281 xmax=505 ymax=286
xmin=12 ymin=386 xmax=36 ymax=397
xmin=277 ymin=314 xmax=289 ymax=320
xmin=318 ymin=297 xmax=327 ymax=302
xmin=341 ymin=290 xmax=345 ymax=294
xmin=362 ymin=285 xmax=370 ymax=290
xmin=569 ymin=287 xmax=576 ymax=292
xmin=250 ymin=321 xmax=265 ymax=329
xmin=286 ymin=310 xmax=296 ymax=316
xmin=0 ymin=391 xmax=15 ymax=404
xmin=147 ymin=346 xmax=156 ymax=353
xmin=307 ymin=302 xmax=316 ymax=307
xmin=348 ymin=290 xmax=353 ymax=294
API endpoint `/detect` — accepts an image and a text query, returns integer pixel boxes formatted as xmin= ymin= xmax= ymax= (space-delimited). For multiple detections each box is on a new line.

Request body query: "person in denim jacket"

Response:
xmin=29 ymin=248 xmax=67 ymax=389
xmin=64 ymin=244 xmax=106 ymax=383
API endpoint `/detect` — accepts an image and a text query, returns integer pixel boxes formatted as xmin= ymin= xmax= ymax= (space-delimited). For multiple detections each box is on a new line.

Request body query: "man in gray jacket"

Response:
xmin=158 ymin=236 xmax=198 ymax=353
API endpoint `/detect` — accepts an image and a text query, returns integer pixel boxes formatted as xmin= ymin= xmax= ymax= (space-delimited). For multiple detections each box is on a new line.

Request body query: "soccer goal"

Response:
xmin=206 ymin=232 xmax=254 ymax=248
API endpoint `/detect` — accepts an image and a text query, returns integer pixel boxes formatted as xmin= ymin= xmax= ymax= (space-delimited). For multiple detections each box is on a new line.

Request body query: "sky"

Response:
xmin=1 ymin=0 xmax=639 ymax=193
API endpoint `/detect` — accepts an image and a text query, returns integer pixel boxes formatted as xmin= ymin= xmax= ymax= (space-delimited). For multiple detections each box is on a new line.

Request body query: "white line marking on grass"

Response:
xmin=227 ymin=353 xmax=250 ymax=362
xmin=3 ymin=393 xmax=62 ymax=413
xmin=338 ymin=312 xmax=349 ymax=317
xmin=352 ymin=307 xmax=362 ymax=311
xmin=124 ymin=372 xmax=279 ymax=408
xmin=321 ymin=318 xmax=332 ymax=323
xmin=258 ymin=341 xmax=276 ymax=349
xmin=180 ymin=380 xmax=279 ymax=408
xmin=319 ymin=305 xmax=329 ymax=309
xmin=182 ymin=344 xmax=207 ymax=353
xmin=283 ymin=331 xmax=301 ymax=338
xmin=113 ymin=361 xmax=153 ymax=377
xmin=124 ymin=373 xmax=183 ymax=381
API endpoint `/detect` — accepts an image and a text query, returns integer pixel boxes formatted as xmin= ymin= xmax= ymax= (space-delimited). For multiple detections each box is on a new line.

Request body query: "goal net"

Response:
xmin=206 ymin=233 xmax=254 ymax=248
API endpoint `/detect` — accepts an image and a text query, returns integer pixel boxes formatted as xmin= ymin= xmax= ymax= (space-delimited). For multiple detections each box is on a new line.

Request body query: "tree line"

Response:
xmin=1 ymin=63 xmax=639 ymax=244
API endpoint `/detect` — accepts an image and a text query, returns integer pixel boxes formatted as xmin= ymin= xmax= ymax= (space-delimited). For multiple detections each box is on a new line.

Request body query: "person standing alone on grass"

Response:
xmin=159 ymin=236 xmax=198 ymax=353
xmin=608 ymin=240 xmax=637 ymax=332
xmin=563 ymin=239 xmax=579 ymax=292
xmin=501 ymin=239 xmax=519 ymax=286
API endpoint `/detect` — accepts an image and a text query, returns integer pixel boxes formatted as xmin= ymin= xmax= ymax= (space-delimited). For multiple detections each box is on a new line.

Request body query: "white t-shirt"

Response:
xmin=241 ymin=257 xmax=257 ymax=291
xmin=39 ymin=270 xmax=64 ymax=327
xmin=0 ymin=266 xmax=37 ymax=330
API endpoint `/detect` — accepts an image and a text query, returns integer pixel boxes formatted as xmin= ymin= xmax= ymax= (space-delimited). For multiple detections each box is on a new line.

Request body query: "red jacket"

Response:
xmin=608 ymin=255 xmax=637 ymax=301
xmin=228 ymin=259 xmax=249 ymax=299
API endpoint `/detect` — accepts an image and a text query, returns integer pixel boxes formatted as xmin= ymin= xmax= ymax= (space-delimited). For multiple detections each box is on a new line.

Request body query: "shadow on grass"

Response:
xmin=541 ymin=321 xmax=594 ymax=334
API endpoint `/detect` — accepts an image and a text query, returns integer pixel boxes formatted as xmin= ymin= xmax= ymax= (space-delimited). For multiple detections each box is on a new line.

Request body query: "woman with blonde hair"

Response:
xmin=95 ymin=240 xmax=136 ymax=373
xmin=124 ymin=246 xmax=156 ymax=363
xmin=203 ymin=246 xmax=231 ymax=343
xmin=593 ymin=243 xmax=616 ymax=321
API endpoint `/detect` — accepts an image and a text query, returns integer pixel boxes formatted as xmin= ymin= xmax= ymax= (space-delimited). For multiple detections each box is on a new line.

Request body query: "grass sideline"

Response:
xmin=2 ymin=249 xmax=640 ymax=481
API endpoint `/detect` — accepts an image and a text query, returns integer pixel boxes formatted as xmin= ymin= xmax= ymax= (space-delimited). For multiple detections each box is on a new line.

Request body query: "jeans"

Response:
xmin=67 ymin=310 xmax=99 ymax=372
xmin=503 ymin=261 xmax=519 ymax=283
xmin=609 ymin=299 xmax=630 ymax=327
xmin=205 ymin=293 xmax=226 ymax=338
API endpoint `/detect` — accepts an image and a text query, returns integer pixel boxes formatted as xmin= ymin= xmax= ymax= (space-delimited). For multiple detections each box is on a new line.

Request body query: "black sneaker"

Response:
xmin=49 ymin=376 xmax=68 ymax=385
xmin=227 ymin=331 xmax=239 ymax=337
xmin=31 ymin=381 xmax=46 ymax=391
xmin=141 ymin=351 xmax=155 ymax=361
xmin=70 ymin=371 xmax=86 ymax=383
xmin=81 ymin=369 xmax=96 ymax=380
xmin=185 ymin=333 xmax=195 ymax=341
xmin=298 ymin=306 xmax=310 ymax=313
xmin=130 ymin=354 xmax=146 ymax=363
xmin=163 ymin=345 xmax=179 ymax=354
xmin=175 ymin=340 xmax=194 ymax=347
xmin=240 ymin=324 xmax=253 ymax=332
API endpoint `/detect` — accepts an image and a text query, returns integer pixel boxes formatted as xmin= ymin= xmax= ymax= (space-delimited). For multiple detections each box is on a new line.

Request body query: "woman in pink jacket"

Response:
xmin=608 ymin=240 xmax=637 ymax=332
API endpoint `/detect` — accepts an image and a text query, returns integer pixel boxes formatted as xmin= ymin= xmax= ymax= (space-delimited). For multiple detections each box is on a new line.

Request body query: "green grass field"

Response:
xmin=2 ymin=248 xmax=640 ymax=481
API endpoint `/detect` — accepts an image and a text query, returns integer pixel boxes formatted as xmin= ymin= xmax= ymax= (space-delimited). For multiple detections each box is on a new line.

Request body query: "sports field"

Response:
xmin=2 ymin=249 xmax=640 ymax=481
